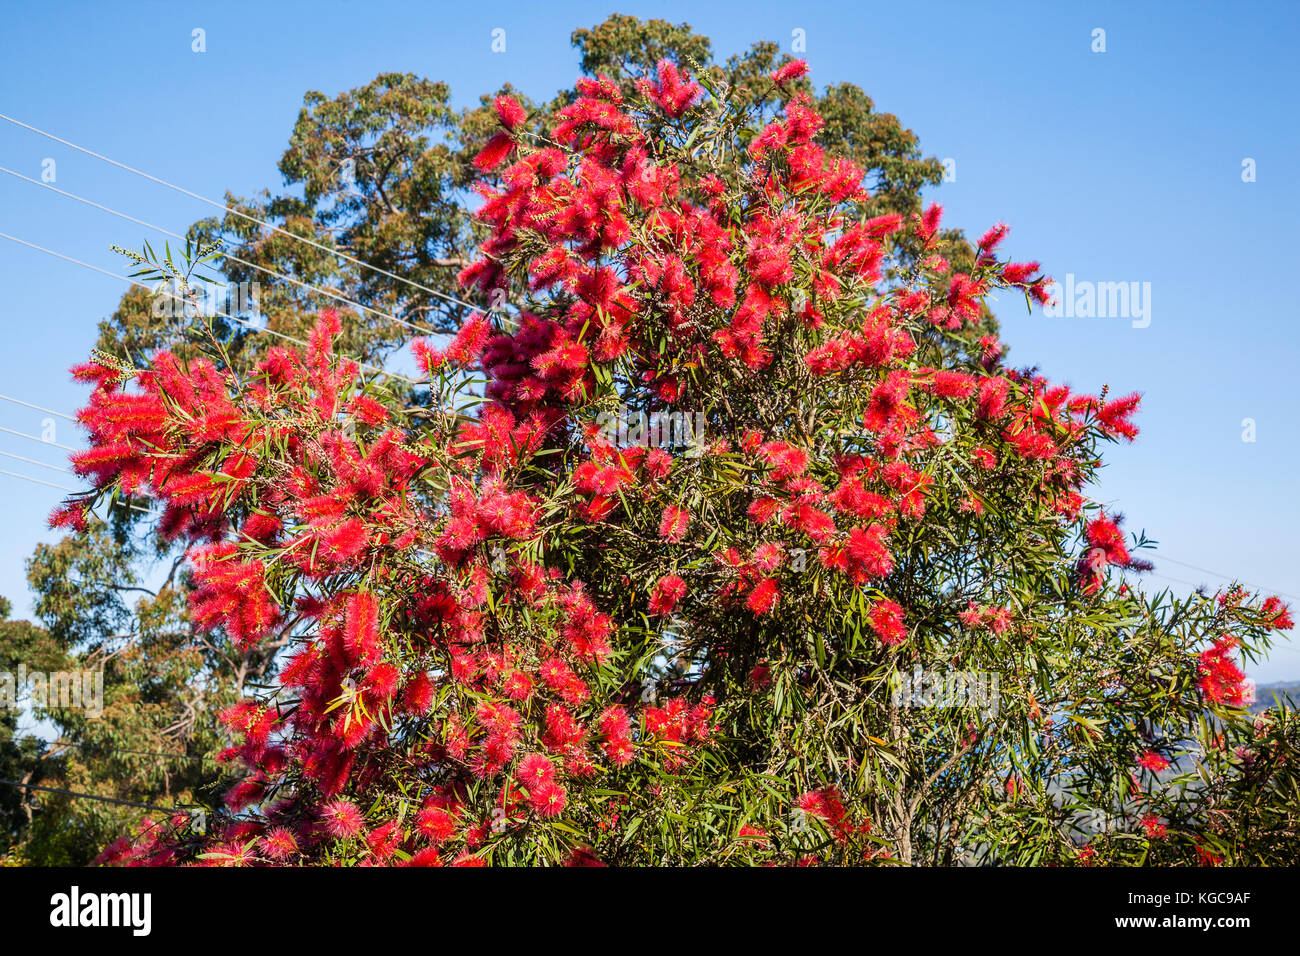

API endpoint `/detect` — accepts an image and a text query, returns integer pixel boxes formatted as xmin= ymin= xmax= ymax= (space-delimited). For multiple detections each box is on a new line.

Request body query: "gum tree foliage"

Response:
xmin=50 ymin=52 xmax=1296 ymax=868
xmin=0 ymin=529 xmax=251 ymax=864
xmin=0 ymin=596 xmax=66 ymax=862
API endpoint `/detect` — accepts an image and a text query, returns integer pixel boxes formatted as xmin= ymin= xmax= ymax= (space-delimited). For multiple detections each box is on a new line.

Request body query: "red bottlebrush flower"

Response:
xmin=649 ymin=574 xmax=687 ymax=616
xmin=70 ymin=356 xmax=126 ymax=391
xmin=363 ymin=662 xmax=400 ymax=703
xmin=793 ymin=504 xmax=836 ymax=544
xmin=543 ymin=704 xmax=585 ymax=751
xmin=771 ymin=59 xmax=809 ymax=84
xmin=602 ymin=733 xmax=635 ymax=766
xmin=1136 ymin=750 xmax=1169 ymax=773
xmin=977 ymin=334 xmax=1003 ymax=362
xmin=319 ymin=517 xmax=369 ymax=567
xmin=1139 ymin=814 xmax=1167 ymax=839
xmin=259 ymin=827 xmax=298 ymax=861
xmin=747 ymin=496 xmax=781 ymax=525
xmin=642 ymin=59 xmax=702 ymax=117
xmin=976 ymin=222 xmax=1009 ymax=254
xmin=530 ymin=780 xmax=567 ymax=818
xmin=347 ymin=394 xmax=389 ymax=426
xmin=49 ymin=501 xmax=90 ymax=532
xmin=946 ymin=273 xmax=986 ymax=323
xmin=493 ymin=94 xmax=527 ymax=131
xmin=401 ymin=670 xmax=435 ymax=715
xmin=599 ymin=706 xmax=632 ymax=738
xmin=916 ymin=203 xmax=944 ymax=245
xmin=1261 ymin=596 xmax=1295 ymax=630
xmin=659 ymin=504 xmax=691 ymax=542
xmin=841 ymin=524 xmax=894 ymax=585
xmin=1197 ymin=635 xmax=1250 ymax=707
xmin=1001 ymin=261 xmax=1041 ymax=284
xmin=1077 ymin=513 xmax=1137 ymax=595
xmin=474 ymin=131 xmax=516 ymax=172
xmin=502 ymin=670 xmax=534 ymax=701
xmin=752 ymin=542 xmax=785 ymax=573
xmin=958 ymin=602 xmax=985 ymax=629
xmin=805 ymin=336 xmax=857 ymax=376
xmin=539 ymin=657 xmax=575 ymax=690
xmin=1094 ymin=392 xmax=1142 ymax=441
xmin=367 ymin=821 xmax=404 ymax=861
xmin=758 ymin=441 xmax=810 ymax=481
xmin=868 ymin=599 xmax=907 ymax=645
xmin=188 ymin=547 xmax=282 ymax=649
xmin=746 ymin=577 xmax=781 ymax=615
xmin=516 ymin=752 xmax=555 ymax=789
xmin=411 ymin=337 xmax=445 ymax=375
xmin=241 ymin=512 xmax=282 ymax=544
xmin=643 ymin=446 xmax=672 ymax=480
xmin=566 ymin=847 xmax=606 ymax=866
xmin=698 ymin=173 xmax=726 ymax=197
xmin=849 ymin=215 xmax=898 ymax=243
xmin=446 ymin=312 xmax=491 ymax=366
xmin=1194 ymin=843 xmax=1223 ymax=867
xmin=415 ymin=807 xmax=457 ymax=843
xmin=976 ymin=377 xmax=1010 ymax=421
xmin=1028 ymin=278 xmax=1054 ymax=305
xmin=795 ymin=786 xmax=857 ymax=843
xmin=748 ymin=120 xmax=788 ymax=161
xmin=342 ymin=591 xmax=382 ymax=667
xmin=224 ymin=778 xmax=265 ymax=811
xmin=929 ymin=370 xmax=977 ymax=399
xmin=320 ymin=799 xmax=365 ymax=839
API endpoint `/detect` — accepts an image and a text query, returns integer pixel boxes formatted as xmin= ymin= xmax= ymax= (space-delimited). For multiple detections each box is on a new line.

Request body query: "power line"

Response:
xmin=0 ymin=230 xmax=420 ymax=385
xmin=1155 ymin=555 xmax=1299 ymax=603
xmin=0 ymin=230 xmax=307 ymax=353
xmin=3 ymin=735 xmax=216 ymax=765
xmin=0 ymin=465 xmax=152 ymax=514
xmin=0 ymin=111 xmax=485 ymax=316
xmin=0 ymin=393 xmax=77 ymax=422
xmin=0 ymin=467 xmax=77 ymax=493
xmin=1133 ymin=565 xmax=1297 ymax=605
xmin=1145 ymin=570 xmax=1215 ymax=592
xmin=0 ymin=164 xmax=439 ymax=338
xmin=0 ymin=778 xmax=193 ymax=813
xmin=0 ymin=449 xmax=70 ymax=474
xmin=0 ymin=423 xmax=76 ymax=452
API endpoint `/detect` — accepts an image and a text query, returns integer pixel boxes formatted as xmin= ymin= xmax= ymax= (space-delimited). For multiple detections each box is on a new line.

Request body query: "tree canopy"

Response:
xmin=3 ymin=15 xmax=1294 ymax=868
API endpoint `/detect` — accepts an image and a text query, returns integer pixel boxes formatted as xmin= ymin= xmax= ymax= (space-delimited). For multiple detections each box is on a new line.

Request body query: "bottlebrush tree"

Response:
xmin=60 ymin=60 xmax=1294 ymax=866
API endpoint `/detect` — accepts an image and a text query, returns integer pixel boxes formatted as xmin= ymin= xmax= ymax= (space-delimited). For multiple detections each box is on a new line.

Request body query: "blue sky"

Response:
xmin=1 ymin=0 xmax=1297 ymax=680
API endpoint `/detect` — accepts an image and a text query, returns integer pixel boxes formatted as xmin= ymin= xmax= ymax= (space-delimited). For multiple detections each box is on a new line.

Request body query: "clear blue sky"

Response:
xmin=2 ymin=0 xmax=1297 ymax=680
